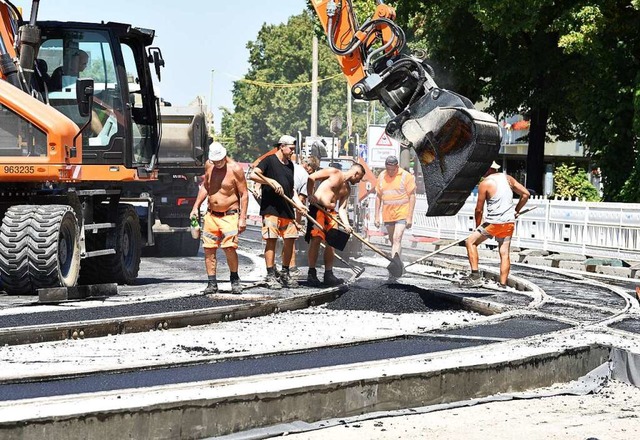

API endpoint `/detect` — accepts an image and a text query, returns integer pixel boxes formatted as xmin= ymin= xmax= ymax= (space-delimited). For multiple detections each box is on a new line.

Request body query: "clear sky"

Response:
xmin=12 ymin=0 xmax=305 ymax=130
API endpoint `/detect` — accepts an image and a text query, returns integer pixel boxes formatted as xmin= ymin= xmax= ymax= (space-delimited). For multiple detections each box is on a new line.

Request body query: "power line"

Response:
xmin=223 ymin=72 xmax=342 ymax=89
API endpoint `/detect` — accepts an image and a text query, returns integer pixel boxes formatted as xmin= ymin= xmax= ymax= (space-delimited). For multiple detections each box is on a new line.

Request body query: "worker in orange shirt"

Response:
xmin=374 ymin=155 xmax=417 ymax=264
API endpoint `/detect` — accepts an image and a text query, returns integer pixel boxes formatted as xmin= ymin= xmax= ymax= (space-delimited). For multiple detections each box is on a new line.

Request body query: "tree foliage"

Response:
xmin=553 ymin=163 xmax=601 ymax=202
xmin=554 ymin=2 xmax=640 ymax=202
xmin=394 ymin=0 xmax=640 ymax=201
xmin=395 ymin=0 xmax=583 ymax=196
xmin=222 ymin=11 xmax=368 ymax=162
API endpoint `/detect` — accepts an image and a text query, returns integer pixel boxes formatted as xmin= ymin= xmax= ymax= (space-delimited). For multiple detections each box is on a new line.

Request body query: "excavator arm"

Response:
xmin=311 ymin=0 xmax=501 ymax=216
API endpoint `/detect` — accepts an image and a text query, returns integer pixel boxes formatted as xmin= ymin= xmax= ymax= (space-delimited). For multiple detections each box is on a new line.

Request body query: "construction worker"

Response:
xmin=462 ymin=161 xmax=530 ymax=287
xmin=190 ymin=142 xmax=248 ymax=294
xmin=306 ymin=163 xmax=365 ymax=286
xmin=287 ymin=155 xmax=321 ymax=279
xmin=250 ymin=135 xmax=305 ymax=289
xmin=374 ymin=155 xmax=417 ymax=261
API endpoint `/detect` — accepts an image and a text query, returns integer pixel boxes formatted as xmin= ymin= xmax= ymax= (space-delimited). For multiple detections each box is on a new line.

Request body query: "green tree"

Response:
xmin=223 ymin=11 xmax=369 ymax=161
xmin=553 ymin=163 xmax=601 ymax=202
xmin=555 ymin=3 xmax=640 ymax=201
xmin=395 ymin=1 xmax=640 ymax=201
xmin=217 ymin=106 xmax=238 ymax=157
xmin=395 ymin=0 xmax=583 ymax=196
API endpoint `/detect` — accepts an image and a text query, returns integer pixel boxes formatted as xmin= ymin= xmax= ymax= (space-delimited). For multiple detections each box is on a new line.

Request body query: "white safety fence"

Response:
xmin=367 ymin=194 xmax=640 ymax=261
xmin=249 ymin=191 xmax=640 ymax=261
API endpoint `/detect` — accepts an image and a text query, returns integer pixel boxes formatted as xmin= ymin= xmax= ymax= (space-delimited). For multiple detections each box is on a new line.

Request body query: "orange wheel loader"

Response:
xmin=0 ymin=1 xmax=168 ymax=293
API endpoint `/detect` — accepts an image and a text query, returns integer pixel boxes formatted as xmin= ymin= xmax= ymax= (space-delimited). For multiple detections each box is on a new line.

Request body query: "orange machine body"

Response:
xmin=310 ymin=0 xmax=398 ymax=87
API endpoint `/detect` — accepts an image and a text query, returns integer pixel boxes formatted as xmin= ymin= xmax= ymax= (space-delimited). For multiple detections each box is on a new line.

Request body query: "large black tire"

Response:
xmin=0 ymin=205 xmax=81 ymax=295
xmin=94 ymin=205 xmax=142 ymax=285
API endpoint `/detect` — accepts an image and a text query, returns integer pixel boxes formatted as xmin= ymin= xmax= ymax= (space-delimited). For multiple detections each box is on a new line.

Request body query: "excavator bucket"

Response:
xmin=390 ymin=89 xmax=502 ymax=216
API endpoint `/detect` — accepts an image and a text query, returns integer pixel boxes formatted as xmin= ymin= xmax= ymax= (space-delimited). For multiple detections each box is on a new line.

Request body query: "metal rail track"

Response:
xmin=0 ymin=226 xmax=634 ymax=347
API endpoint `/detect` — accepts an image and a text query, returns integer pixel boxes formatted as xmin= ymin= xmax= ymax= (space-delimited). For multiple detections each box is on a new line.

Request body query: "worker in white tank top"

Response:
xmin=484 ymin=173 xmax=516 ymax=224
xmin=461 ymin=161 xmax=530 ymax=288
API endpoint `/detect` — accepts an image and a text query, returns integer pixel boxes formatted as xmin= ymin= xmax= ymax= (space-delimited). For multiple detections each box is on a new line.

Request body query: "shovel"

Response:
xmin=320 ymin=242 xmax=365 ymax=280
xmin=406 ymin=206 xmax=537 ymax=268
xmin=312 ymin=204 xmax=404 ymax=278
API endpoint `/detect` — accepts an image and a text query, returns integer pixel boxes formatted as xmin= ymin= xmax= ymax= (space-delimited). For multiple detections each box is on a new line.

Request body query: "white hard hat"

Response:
xmin=208 ymin=142 xmax=227 ymax=161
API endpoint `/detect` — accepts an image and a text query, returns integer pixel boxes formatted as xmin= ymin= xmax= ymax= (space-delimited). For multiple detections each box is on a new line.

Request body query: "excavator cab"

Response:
xmin=0 ymin=6 xmax=167 ymax=294
xmin=35 ymin=21 xmax=161 ymax=171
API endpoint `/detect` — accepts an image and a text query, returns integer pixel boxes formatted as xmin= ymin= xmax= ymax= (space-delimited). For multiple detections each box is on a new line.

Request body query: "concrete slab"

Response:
xmin=520 ymin=249 xmax=550 ymax=257
xmin=524 ymin=256 xmax=554 ymax=267
xmin=595 ymin=266 xmax=633 ymax=278
xmin=0 ymin=341 xmax=612 ymax=439
xmin=585 ymin=258 xmax=624 ymax=267
xmin=559 ymin=261 xmax=586 ymax=271
xmin=38 ymin=284 xmax=118 ymax=304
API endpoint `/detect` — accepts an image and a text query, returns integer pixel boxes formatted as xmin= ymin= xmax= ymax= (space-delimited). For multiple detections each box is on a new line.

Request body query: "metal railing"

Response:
xmin=367 ymin=194 xmax=640 ymax=261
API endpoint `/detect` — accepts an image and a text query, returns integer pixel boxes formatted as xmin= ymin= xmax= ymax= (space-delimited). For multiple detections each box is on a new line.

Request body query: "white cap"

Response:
xmin=208 ymin=142 xmax=227 ymax=161
xmin=490 ymin=160 xmax=501 ymax=170
xmin=274 ymin=135 xmax=296 ymax=147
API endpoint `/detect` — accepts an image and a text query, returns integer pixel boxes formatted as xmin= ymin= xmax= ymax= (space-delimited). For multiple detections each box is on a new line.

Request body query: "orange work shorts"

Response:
xmin=262 ymin=214 xmax=298 ymax=240
xmin=478 ymin=222 xmax=515 ymax=240
xmin=202 ymin=212 xmax=239 ymax=249
xmin=310 ymin=207 xmax=338 ymax=241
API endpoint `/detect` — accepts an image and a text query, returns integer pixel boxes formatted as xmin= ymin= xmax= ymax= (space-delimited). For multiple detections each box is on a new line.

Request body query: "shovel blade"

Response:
xmin=325 ymin=227 xmax=350 ymax=251
xmin=386 ymin=253 xmax=404 ymax=278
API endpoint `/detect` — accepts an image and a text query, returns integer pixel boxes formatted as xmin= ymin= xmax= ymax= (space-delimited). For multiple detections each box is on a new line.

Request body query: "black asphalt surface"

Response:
xmin=0 ymin=313 xmax=578 ymax=402
xmin=0 ymin=225 xmax=634 ymax=405
xmin=0 ymin=335 xmax=490 ymax=402
xmin=429 ymin=316 xmax=572 ymax=339
xmin=0 ymin=296 xmax=244 ymax=329
xmin=610 ymin=318 xmax=640 ymax=334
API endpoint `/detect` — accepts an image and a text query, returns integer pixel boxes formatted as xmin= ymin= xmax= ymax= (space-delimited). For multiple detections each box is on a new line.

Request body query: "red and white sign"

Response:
xmin=367 ymin=125 xmax=399 ymax=168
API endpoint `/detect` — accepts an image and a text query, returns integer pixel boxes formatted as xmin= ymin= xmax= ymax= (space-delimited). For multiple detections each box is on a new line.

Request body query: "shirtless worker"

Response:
xmin=190 ymin=142 xmax=248 ymax=294
xmin=462 ymin=161 xmax=530 ymax=287
xmin=305 ymin=163 xmax=365 ymax=286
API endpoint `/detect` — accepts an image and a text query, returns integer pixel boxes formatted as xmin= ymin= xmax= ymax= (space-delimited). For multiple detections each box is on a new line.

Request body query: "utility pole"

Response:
xmin=209 ymin=69 xmax=215 ymax=134
xmin=346 ymin=81 xmax=352 ymax=152
xmin=311 ymin=36 xmax=319 ymax=138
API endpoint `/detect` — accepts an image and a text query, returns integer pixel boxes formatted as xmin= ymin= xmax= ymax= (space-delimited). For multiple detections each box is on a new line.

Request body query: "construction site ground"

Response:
xmin=0 ymin=227 xmax=639 ymax=439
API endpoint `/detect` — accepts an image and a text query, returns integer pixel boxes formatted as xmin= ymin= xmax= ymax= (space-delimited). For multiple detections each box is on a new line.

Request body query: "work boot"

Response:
xmin=231 ymin=279 xmax=243 ymax=294
xmin=323 ymin=271 xmax=344 ymax=287
xmin=202 ymin=282 xmax=218 ymax=295
xmin=264 ymin=273 xmax=283 ymax=290
xmin=288 ymin=266 xmax=302 ymax=280
xmin=280 ymin=270 xmax=299 ymax=288
xmin=459 ymin=273 xmax=483 ymax=288
xmin=306 ymin=271 xmax=322 ymax=288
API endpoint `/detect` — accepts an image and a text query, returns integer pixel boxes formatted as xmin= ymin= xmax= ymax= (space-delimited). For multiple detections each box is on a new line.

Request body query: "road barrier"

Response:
xmin=367 ymin=194 xmax=640 ymax=262
xmin=249 ymin=191 xmax=640 ymax=261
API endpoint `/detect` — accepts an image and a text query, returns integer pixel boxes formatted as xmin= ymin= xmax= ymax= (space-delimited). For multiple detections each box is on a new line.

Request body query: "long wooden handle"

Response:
xmin=262 ymin=180 xmax=324 ymax=230
xmin=405 ymin=237 xmax=467 ymax=268
xmin=406 ymin=206 xmax=537 ymax=268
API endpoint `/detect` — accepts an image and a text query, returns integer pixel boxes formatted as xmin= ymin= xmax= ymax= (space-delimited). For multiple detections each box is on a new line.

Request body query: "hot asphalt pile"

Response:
xmin=327 ymin=281 xmax=459 ymax=314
